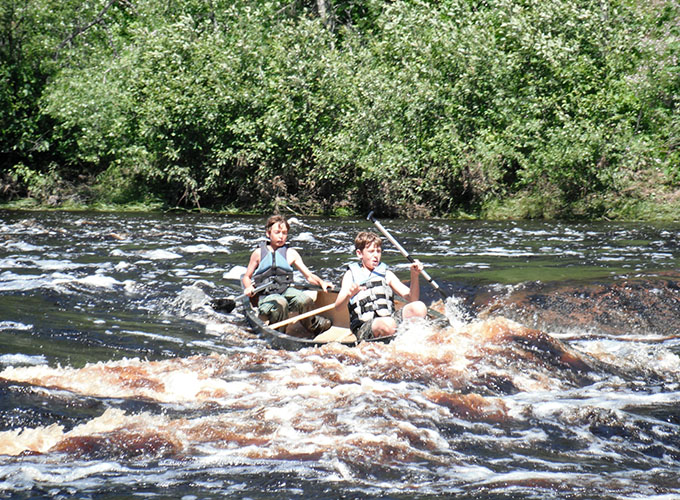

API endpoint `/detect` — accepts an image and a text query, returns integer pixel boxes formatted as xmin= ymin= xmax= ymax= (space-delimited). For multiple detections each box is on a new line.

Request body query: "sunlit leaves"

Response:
xmin=3 ymin=0 xmax=678 ymax=217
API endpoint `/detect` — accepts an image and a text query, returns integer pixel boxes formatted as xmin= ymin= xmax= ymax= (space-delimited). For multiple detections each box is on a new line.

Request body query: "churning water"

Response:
xmin=0 ymin=210 xmax=679 ymax=499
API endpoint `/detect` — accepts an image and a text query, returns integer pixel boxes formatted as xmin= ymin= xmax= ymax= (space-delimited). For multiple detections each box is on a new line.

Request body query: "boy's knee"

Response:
xmin=287 ymin=291 xmax=313 ymax=313
xmin=298 ymin=294 xmax=313 ymax=311
xmin=261 ymin=296 xmax=289 ymax=323
xmin=404 ymin=301 xmax=427 ymax=319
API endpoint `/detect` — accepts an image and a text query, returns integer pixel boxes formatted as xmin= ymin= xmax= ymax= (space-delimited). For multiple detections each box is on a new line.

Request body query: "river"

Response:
xmin=1 ymin=210 xmax=679 ymax=499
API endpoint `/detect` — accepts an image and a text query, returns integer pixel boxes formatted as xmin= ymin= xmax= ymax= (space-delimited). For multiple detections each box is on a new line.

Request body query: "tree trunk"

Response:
xmin=316 ymin=0 xmax=333 ymax=29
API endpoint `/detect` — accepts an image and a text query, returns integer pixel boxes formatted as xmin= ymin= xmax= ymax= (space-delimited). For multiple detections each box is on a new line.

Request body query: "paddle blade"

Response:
xmin=211 ymin=297 xmax=236 ymax=313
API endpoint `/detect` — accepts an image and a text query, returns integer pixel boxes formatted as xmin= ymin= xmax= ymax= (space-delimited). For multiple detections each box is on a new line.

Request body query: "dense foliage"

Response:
xmin=1 ymin=0 xmax=678 ymax=218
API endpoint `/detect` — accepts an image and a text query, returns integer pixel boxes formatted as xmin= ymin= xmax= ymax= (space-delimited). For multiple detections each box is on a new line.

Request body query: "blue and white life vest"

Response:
xmin=348 ymin=262 xmax=394 ymax=333
xmin=253 ymin=242 xmax=294 ymax=294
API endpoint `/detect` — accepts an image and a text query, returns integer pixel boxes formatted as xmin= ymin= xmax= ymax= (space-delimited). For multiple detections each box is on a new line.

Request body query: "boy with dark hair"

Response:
xmin=242 ymin=215 xmax=332 ymax=334
xmin=334 ymin=231 xmax=427 ymax=340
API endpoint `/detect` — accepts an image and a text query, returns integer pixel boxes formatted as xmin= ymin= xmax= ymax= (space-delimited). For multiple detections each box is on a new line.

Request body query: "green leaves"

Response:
xmin=3 ymin=0 xmax=678 ymax=218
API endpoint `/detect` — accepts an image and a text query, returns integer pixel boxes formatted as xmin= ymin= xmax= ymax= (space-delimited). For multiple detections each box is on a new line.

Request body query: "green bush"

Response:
xmin=1 ymin=0 xmax=678 ymax=219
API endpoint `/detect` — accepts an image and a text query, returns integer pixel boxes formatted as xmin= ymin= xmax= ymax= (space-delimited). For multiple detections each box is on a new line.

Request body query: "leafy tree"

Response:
xmin=2 ymin=0 xmax=678 ymax=218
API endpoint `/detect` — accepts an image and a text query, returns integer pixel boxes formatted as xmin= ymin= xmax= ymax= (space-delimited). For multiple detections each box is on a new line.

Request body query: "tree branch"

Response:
xmin=55 ymin=0 xmax=118 ymax=57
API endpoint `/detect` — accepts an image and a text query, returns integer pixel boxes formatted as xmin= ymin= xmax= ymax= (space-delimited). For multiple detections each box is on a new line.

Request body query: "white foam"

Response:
xmin=181 ymin=244 xmax=217 ymax=254
xmin=479 ymin=248 xmax=537 ymax=257
xmin=121 ymin=329 xmax=184 ymax=344
xmin=139 ymin=249 xmax=183 ymax=260
xmin=114 ymin=261 xmax=132 ymax=271
xmin=0 ymin=258 xmax=83 ymax=271
xmin=0 ymin=353 xmax=47 ymax=366
xmin=217 ymin=235 xmax=241 ymax=246
xmin=477 ymin=467 xmax=596 ymax=490
xmin=223 ymin=266 xmax=247 ymax=280
xmin=11 ymin=462 xmax=125 ymax=485
xmin=618 ymin=496 xmax=680 ymax=500
xmin=0 ymin=271 xmax=76 ymax=292
xmin=458 ymin=262 xmax=490 ymax=269
xmin=77 ymin=275 xmax=122 ymax=288
xmin=293 ymin=232 xmax=317 ymax=243
xmin=0 ymin=257 xmax=20 ymax=269
xmin=0 ymin=321 xmax=32 ymax=331
xmin=123 ymin=280 xmax=138 ymax=293
xmin=3 ymin=241 xmax=43 ymax=252
xmin=509 ymin=227 xmax=553 ymax=236
xmin=444 ymin=295 xmax=472 ymax=326
xmin=35 ymin=259 xmax=84 ymax=271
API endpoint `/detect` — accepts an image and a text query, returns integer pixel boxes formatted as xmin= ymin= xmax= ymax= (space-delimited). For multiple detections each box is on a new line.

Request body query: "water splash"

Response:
xmin=2 ymin=212 xmax=680 ymax=498
xmin=0 ymin=315 xmax=608 ymax=462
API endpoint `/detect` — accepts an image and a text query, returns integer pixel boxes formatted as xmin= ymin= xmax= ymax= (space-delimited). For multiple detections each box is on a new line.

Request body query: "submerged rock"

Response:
xmin=474 ymin=271 xmax=680 ymax=337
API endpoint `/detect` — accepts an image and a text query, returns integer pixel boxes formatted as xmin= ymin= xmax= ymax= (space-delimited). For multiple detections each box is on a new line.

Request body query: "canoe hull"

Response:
xmin=240 ymin=285 xmax=396 ymax=350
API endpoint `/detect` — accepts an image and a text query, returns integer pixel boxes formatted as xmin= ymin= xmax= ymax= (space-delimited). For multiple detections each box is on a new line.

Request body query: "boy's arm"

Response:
xmin=288 ymin=248 xmax=332 ymax=291
xmin=387 ymin=260 xmax=423 ymax=302
xmin=241 ymin=249 xmax=261 ymax=296
xmin=334 ymin=271 xmax=361 ymax=309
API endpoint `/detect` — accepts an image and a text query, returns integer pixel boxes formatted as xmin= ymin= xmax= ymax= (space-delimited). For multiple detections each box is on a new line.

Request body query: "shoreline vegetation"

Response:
xmin=1 ymin=0 xmax=678 ymax=221
xmin=6 ymin=186 xmax=675 ymax=223
xmin=2 ymin=193 xmax=679 ymax=222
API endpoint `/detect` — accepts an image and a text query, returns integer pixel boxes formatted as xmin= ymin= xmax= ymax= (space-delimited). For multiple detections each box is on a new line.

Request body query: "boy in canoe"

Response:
xmin=242 ymin=214 xmax=333 ymax=334
xmin=334 ymin=231 xmax=427 ymax=340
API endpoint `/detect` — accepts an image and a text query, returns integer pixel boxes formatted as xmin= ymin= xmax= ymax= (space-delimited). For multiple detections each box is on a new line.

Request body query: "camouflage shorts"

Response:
xmin=353 ymin=309 xmax=403 ymax=341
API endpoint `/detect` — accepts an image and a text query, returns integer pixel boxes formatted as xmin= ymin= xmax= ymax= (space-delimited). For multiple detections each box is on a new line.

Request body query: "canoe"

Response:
xmin=239 ymin=283 xmax=445 ymax=350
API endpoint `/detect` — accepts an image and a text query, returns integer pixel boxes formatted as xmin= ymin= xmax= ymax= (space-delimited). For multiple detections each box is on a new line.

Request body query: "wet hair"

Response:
xmin=265 ymin=215 xmax=290 ymax=234
xmin=354 ymin=231 xmax=382 ymax=251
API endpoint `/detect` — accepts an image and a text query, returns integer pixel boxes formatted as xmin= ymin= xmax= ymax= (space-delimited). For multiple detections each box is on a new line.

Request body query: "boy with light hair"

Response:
xmin=334 ymin=231 xmax=427 ymax=340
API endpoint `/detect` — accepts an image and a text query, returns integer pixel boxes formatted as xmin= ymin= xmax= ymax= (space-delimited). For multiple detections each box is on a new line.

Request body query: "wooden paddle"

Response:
xmin=268 ymin=303 xmax=336 ymax=330
xmin=367 ymin=211 xmax=450 ymax=300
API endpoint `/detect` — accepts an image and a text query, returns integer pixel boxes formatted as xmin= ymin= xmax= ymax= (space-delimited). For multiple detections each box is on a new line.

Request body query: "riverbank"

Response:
xmin=2 ymin=185 xmax=678 ymax=222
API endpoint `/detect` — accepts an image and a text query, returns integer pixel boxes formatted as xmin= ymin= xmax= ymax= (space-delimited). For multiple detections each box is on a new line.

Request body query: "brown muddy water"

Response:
xmin=0 ymin=211 xmax=679 ymax=499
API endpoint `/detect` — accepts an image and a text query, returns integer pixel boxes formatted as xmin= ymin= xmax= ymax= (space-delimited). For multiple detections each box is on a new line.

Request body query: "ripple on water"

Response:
xmin=1 ymin=213 xmax=680 ymax=499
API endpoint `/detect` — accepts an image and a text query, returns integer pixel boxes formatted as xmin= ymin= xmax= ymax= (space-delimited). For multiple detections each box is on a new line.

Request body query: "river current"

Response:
xmin=1 ymin=211 xmax=679 ymax=499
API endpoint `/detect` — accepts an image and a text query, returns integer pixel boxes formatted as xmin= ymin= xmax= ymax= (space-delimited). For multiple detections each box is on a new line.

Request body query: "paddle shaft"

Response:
xmin=367 ymin=211 xmax=449 ymax=299
xmin=234 ymin=280 xmax=273 ymax=301
xmin=268 ymin=303 xmax=336 ymax=330
xmin=213 ymin=279 xmax=274 ymax=312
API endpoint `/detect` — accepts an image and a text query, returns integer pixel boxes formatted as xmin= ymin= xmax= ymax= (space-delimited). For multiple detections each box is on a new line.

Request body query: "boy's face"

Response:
xmin=267 ymin=222 xmax=289 ymax=249
xmin=356 ymin=242 xmax=382 ymax=271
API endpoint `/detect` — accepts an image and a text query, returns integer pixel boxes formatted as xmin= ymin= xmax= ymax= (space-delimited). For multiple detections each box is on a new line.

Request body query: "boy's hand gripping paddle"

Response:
xmin=367 ymin=211 xmax=450 ymax=300
xmin=211 ymin=279 xmax=274 ymax=313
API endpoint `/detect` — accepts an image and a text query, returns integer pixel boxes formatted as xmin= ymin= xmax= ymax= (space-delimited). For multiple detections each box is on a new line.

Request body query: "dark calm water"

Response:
xmin=1 ymin=210 xmax=679 ymax=499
